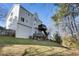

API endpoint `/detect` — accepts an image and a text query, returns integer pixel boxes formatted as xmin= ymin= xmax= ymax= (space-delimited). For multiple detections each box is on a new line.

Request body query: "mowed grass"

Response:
xmin=0 ymin=36 xmax=69 ymax=56
xmin=0 ymin=36 xmax=79 ymax=56
xmin=0 ymin=36 xmax=59 ymax=47
xmin=0 ymin=36 xmax=63 ymax=56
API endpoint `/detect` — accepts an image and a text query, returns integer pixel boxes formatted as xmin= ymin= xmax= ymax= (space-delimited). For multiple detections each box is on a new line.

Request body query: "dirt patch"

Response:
xmin=0 ymin=45 xmax=79 ymax=56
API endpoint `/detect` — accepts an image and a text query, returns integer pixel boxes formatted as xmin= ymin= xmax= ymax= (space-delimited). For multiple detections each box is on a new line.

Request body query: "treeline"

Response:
xmin=52 ymin=4 xmax=79 ymax=41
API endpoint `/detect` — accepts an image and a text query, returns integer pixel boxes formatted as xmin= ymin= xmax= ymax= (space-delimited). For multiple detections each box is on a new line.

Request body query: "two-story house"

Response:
xmin=6 ymin=4 xmax=42 ymax=38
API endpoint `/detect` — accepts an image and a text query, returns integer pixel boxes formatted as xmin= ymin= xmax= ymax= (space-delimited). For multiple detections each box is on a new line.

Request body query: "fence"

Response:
xmin=0 ymin=29 xmax=15 ymax=37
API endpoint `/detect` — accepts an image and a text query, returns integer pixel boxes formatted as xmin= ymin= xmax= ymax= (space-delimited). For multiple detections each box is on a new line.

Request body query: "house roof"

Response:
xmin=20 ymin=5 xmax=42 ymax=23
xmin=20 ymin=5 xmax=34 ymax=16
xmin=5 ymin=4 xmax=42 ymax=23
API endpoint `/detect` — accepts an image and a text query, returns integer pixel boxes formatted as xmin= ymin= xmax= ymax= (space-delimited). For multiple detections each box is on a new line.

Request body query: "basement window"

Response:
xmin=21 ymin=17 xmax=25 ymax=22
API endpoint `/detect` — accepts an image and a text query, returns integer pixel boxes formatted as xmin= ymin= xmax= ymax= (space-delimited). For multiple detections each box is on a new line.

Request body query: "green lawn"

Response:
xmin=0 ymin=36 xmax=79 ymax=56
xmin=0 ymin=36 xmax=60 ymax=47
xmin=0 ymin=36 xmax=69 ymax=56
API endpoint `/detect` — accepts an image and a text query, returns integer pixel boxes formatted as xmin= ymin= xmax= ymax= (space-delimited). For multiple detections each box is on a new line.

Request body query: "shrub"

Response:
xmin=54 ymin=33 xmax=62 ymax=45
xmin=62 ymin=36 xmax=77 ymax=48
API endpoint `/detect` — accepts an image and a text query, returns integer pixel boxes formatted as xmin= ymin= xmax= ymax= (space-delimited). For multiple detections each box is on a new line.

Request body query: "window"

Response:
xmin=26 ymin=20 xmax=28 ymax=23
xmin=8 ymin=23 xmax=12 ymax=27
xmin=21 ymin=17 xmax=25 ymax=22
xmin=34 ymin=22 xmax=36 ymax=26
xmin=25 ymin=13 xmax=27 ymax=16
xmin=34 ymin=23 xmax=35 ymax=25
xmin=31 ymin=14 xmax=33 ymax=17
xmin=15 ymin=16 xmax=17 ymax=19
xmin=28 ymin=13 xmax=30 ymax=16
xmin=35 ymin=17 xmax=37 ymax=21
xmin=9 ymin=17 xmax=13 ymax=22
xmin=11 ymin=12 xmax=13 ymax=16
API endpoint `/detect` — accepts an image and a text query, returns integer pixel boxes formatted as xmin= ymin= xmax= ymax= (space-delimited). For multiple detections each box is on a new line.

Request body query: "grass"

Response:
xmin=0 ymin=36 xmax=60 ymax=47
xmin=0 ymin=36 xmax=79 ymax=56
xmin=0 ymin=36 xmax=64 ymax=56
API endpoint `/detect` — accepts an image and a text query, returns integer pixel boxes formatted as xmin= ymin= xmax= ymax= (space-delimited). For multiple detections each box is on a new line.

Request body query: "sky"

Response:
xmin=0 ymin=3 xmax=58 ymax=33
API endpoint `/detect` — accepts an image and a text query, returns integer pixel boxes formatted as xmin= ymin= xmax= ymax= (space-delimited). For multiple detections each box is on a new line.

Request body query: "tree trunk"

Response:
xmin=71 ymin=13 xmax=78 ymax=40
xmin=72 ymin=13 xmax=78 ymax=33
xmin=67 ymin=16 xmax=74 ymax=38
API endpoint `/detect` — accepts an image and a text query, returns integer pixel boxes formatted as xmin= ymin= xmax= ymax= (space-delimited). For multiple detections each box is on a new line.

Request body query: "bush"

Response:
xmin=62 ymin=36 xmax=77 ymax=48
xmin=54 ymin=33 xmax=62 ymax=45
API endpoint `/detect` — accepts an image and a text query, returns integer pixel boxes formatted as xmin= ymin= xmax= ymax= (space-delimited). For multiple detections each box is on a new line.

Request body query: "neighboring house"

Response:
xmin=6 ymin=4 xmax=42 ymax=38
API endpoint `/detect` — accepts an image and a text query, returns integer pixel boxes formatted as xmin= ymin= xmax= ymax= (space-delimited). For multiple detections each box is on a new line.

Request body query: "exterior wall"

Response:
xmin=17 ymin=7 xmax=34 ymax=28
xmin=16 ymin=6 xmax=42 ymax=38
xmin=6 ymin=4 xmax=20 ymax=30
xmin=6 ymin=4 xmax=42 ymax=38
xmin=16 ymin=24 xmax=32 ymax=38
xmin=32 ymin=14 xmax=42 ymax=33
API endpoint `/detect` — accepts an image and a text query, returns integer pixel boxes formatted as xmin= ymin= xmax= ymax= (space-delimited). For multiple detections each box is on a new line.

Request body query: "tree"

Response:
xmin=52 ymin=4 xmax=79 ymax=40
xmin=52 ymin=4 xmax=69 ymax=34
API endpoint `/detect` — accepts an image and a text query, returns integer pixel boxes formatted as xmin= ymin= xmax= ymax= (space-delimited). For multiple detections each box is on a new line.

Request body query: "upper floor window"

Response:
xmin=26 ymin=12 xmax=27 ymax=16
xmin=34 ymin=23 xmax=35 ymax=26
xmin=26 ymin=20 xmax=28 ymax=23
xmin=28 ymin=13 xmax=30 ymax=16
xmin=8 ymin=23 xmax=12 ymax=27
xmin=35 ymin=17 xmax=37 ymax=21
xmin=21 ymin=17 xmax=25 ymax=22
xmin=9 ymin=17 xmax=13 ymax=22
xmin=31 ymin=14 xmax=33 ymax=17
xmin=14 ymin=16 xmax=17 ymax=20
xmin=11 ymin=12 xmax=13 ymax=16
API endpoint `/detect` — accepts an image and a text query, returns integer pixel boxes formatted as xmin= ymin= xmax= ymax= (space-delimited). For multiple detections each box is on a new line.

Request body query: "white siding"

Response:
xmin=16 ymin=24 xmax=32 ymax=38
xmin=6 ymin=4 xmax=20 ymax=30
xmin=16 ymin=6 xmax=42 ymax=38
xmin=6 ymin=4 xmax=42 ymax=38
xmin=18 ymin=7 xmax=35 ymax=28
